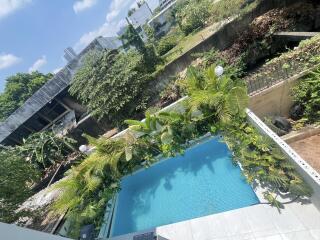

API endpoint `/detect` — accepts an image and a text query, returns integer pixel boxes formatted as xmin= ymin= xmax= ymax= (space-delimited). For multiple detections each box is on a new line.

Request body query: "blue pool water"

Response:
xmin=111 ymin=137 xmax=259 ymax=237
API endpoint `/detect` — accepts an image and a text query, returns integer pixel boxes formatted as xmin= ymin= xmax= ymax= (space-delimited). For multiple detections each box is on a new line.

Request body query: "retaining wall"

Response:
xmin=249 ymin=64 xmax=320 ymax=118
xmin=149 ymin=0 xmax=303 ymax=97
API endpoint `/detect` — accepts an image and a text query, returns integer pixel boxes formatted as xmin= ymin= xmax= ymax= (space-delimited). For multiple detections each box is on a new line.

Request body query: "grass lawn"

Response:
xmin=163 ymin=21 xmax=226 ymax=63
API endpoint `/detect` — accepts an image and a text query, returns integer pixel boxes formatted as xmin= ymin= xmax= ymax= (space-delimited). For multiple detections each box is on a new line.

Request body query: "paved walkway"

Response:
xmin=290 ymin=134 xmax=320 ymax=173
xmin=156 ymin=202 xmax=320 ymax=240
xmin=110 ymin=201 xmax=320 ymax=240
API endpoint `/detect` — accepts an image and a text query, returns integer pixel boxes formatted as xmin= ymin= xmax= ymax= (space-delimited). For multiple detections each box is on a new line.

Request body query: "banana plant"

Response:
xmin=124 ymin=113 xmax=160 ymax=134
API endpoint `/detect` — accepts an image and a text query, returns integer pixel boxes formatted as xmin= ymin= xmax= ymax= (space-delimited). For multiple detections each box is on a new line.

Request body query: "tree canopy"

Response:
xmin=69 ymin=49 xmax=154 ymax=126
xmin=0 ymin=146 xmax=40 ymax=223
xmin=0 ymin=72 xmax=53 ymax=121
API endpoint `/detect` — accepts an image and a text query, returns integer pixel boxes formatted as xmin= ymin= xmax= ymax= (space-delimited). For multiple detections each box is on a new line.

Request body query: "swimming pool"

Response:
xmin=110 ymin=137 xmax=259 ymax=237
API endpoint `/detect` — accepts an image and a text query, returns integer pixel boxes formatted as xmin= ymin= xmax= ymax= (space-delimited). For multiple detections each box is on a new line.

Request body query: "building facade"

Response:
xmin=128 ymin=2 xmax=153 ymax=41
xmin=0 ymin=37 xmax=121 ymax=146
xmin=148 ymin=0 xmax=177 ymax=37
xmin=159 ymin=0 xmax=176 ymax=10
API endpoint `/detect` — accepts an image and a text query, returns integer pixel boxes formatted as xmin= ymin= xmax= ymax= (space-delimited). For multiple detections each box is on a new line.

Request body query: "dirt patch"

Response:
xmin=290 ymin=134 xmax=320 ymax=173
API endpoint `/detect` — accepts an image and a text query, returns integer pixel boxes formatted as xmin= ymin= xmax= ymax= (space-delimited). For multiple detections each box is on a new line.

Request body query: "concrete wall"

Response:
xmin=249 ymin=77 xmax=296 ymax=118
xmin=249 ymin=64 xmax=320 ymax=119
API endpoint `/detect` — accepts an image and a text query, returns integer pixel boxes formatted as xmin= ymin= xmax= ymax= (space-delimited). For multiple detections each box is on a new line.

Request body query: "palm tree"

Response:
xmin=185 ymin=65 xmax=249 ymax=123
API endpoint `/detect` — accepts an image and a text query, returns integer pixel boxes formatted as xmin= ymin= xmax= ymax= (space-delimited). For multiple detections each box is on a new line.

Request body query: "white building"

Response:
xmin=148 ymin=0 xmax=177 ymax=37
xmin=159 ymin=0 xmax=176 ymax=10
xmin=128 ymin=2 xmax=153 ymax=41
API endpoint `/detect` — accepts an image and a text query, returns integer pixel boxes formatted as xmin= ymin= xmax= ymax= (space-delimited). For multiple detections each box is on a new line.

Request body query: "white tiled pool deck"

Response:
xmin=156 ymin=201 xmax=320 ymax=240
xmin=110 ymin=200 xmax=320 ymax=240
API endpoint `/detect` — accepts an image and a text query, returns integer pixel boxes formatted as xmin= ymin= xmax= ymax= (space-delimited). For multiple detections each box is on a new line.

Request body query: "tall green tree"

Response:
xmin=69 ymin=49 xmax=153 ymax=125
xmin=119 ymin=23 xmax=145 ymax=52
xmin=0 ymin=72 xmax=53 ymax=121
xmin=119 ymin=23 xmax=160 ymax=70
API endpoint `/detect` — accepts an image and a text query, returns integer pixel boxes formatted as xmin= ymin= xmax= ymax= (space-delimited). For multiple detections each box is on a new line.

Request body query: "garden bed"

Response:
xmin=245 ymin=34 xmax=320 ymax=93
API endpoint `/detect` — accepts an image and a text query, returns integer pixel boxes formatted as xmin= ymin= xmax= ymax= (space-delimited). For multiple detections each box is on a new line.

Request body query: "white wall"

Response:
xmin=128 ymin=3 xmax=152 ymax=29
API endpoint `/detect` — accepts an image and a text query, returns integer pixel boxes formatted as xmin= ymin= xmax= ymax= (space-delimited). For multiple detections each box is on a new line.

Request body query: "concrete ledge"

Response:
xmin=274 ymin=31 xmax=319 ymax=41
xmin=282 ymin=125 xmax=320 ymax=144
xmin=0 ymin=223 xmax=70 ymax=240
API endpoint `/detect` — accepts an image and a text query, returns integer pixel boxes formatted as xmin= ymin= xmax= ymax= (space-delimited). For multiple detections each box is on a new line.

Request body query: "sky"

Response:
xmin=0 ymin=0 xmax=158 ymax=92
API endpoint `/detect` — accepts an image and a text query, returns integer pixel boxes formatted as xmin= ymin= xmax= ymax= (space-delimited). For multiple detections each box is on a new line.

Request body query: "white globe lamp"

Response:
xmin=79 ymin=145 xmax=88 ymax=153
xmin=215 ymin=66 xmax=224 ymax=77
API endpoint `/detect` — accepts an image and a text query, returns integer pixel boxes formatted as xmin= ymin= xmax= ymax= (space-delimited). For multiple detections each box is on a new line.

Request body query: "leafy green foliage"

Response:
xmin=52 ymin=133 xmax=160 ymax=237
xmin=0 ymin=146 xmax=40 ymax=223
xmin=292 ymin=67 xmax=320 ymax=123
xmin=0 ymin=131 xmax=77 ymax=223
xmin=175 ymin=0 xmax=211 ymax=35
xmin=223 ymin=119 xmax=312 ymax=204
xmin=174 ymin=0 xmax=252 ymax=36
xmin=119 ymin=23 xmax=145 ymax=52
xmin=183 ymin=65 xmax=249 ymax=123
xmin=156 ymin=35 xmax=179 ymax=56
xmin=0 ymin=72 xmax=53 ymax=121
xmin=194 ymin=49 xmax=245 ymax=78
xmin=18 ymin=131 xmax=76 ymax=170
xmin=69 ymin=49 xmax=153 ymax=125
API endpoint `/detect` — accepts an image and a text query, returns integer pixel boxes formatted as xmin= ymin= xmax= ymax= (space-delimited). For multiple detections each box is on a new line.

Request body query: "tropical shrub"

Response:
xmin=0 ymin=146 xmax=40 ymax=223
xmin=0 ymin=72 xmax=53 ymax=121
xmin=223 ymin=119 xmax=312 ymax=207
xmin=18 ymin=131 xmax=76 ymax=170
xmin=157 ymin=35 xmax=179 ymax=56
xmin=292 ymin=67 xmax=320 ymax=123
xmin=176 ymin=0 xmax=211 ymax=35
xmin=0 ymin=131 xmax=77 ymax=223
xmin=52 ymin=134 xmax=160 ymax=237
xmin=69 ymin=49 xmax=153 ymax=126
xmin=183 ymin=65 xmax=249 ymax=123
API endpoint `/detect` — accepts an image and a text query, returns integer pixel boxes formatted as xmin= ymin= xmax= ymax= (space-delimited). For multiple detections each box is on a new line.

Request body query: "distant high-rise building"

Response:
xmin=64 ymin=47 xmax=77 ymax=62
xmin=96 ymin=36 xmax=122 ymax=50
